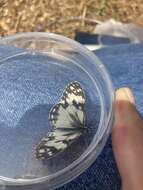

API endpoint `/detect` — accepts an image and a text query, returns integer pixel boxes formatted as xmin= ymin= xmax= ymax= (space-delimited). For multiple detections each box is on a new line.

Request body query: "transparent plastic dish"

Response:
xmin=0 ymin=32 xmax=114 ymax=190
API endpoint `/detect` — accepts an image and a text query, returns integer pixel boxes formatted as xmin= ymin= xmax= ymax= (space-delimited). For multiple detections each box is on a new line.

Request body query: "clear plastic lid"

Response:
xmin=0 ymin=32 xmax=114 ymax=190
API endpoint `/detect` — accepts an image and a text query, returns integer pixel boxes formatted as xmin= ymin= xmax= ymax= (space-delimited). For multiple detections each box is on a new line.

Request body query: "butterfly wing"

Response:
xmin=49 ymin=81 xmax=86 ymax=129
xmin=61 ymin=81 xmax=85 ymax=105
xmin=36 ymin=81 xmax=86 ymax=159
xmin=35 ymin=127 xmax=82 ymax=159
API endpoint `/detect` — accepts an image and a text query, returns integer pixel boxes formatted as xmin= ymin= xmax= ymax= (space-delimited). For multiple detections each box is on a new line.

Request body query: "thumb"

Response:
xmin=112 ymin=88 xmax=143 ymax=190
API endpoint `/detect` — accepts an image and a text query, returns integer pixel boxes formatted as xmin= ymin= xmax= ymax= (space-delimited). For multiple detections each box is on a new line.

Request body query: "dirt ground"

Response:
xmin=0 ymin=0 xmax=143 ymax=38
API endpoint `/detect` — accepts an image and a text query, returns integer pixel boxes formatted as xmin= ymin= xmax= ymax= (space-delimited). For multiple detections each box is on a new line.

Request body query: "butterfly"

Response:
xmin=35 ymin=81 xmax=87 ymax=160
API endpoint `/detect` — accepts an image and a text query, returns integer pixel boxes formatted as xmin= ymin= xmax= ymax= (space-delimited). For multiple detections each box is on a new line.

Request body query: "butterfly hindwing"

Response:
xmin=35 ymin=128 xmax=82 ymax=159
xmin=36 ymin=81 xmax=86 ymax=159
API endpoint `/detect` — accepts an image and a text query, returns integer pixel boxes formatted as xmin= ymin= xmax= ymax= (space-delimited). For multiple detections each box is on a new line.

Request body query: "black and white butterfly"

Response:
xmin=35 ymin=81 xmax=86 ymax=160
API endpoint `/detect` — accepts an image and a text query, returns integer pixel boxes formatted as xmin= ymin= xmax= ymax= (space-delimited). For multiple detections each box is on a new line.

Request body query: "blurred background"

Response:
xmin=0 ymin=0 xmax=143 ymax=38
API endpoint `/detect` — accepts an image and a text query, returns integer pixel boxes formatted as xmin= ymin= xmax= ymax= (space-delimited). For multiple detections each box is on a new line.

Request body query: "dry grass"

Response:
xmin=0 ymin=0 xmax=143 ymax=38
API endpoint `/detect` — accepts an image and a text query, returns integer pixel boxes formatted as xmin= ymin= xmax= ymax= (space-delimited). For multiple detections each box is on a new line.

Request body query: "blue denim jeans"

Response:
xmin=61 ymin=43 xmax=143 ymax=190
xmin=0 ymin=43 xmax=143 ymax=190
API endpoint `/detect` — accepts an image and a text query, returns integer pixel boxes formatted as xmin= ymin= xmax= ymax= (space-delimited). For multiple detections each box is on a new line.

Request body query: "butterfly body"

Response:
xmin=35 ymin=81 xmax=86 ymax=160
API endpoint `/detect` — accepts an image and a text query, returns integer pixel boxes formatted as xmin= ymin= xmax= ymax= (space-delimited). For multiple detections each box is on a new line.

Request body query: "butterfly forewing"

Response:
xmin=61 ymin=81 xmax=85 ymax=105
xmin=36 ymin=81 xmax=86 ymax=159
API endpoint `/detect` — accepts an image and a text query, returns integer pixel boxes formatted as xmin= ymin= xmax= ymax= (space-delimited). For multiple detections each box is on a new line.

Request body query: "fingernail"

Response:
xmin=114 ymin=88 xmax=136 ymax=127
xmin=116 ymin=88 xmax=135 ymax=104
